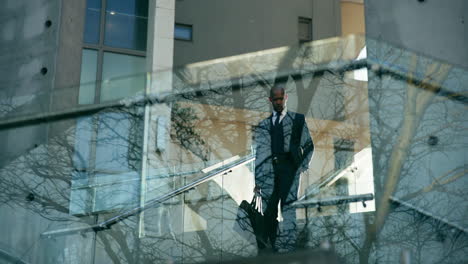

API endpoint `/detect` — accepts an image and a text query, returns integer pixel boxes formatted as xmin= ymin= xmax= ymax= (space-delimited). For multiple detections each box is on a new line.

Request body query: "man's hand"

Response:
xmin=253 ymin=187 xmax=263 ymax=215
xmin=253 ymin=186 xmax=261 ymax=194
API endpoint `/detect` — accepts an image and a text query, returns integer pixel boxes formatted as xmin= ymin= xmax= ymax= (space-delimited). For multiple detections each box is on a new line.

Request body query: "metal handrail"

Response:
xmin=41 ymin=153 xmax=255 ymax=238
xmin=3 ymin=57 xmax=465 ymax=131
xmin=0 ymin=248 xmax=29 ymax=264
xmin=3 ymin=55 xmax=468 ymax=133
xmin=0 ymin=59 xmax=367 ymax=130
xmin=390 ymin=196 xmax=467 ymax=234
xmin=292 ymin=193 xmax=374 ymax=208
xmin=297 ymin=157 xmax=354 ymax=202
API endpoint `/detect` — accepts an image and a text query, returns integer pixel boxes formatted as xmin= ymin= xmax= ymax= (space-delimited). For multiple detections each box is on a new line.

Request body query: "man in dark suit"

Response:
xmin=253 ymin=85 xmax=314 ymax=253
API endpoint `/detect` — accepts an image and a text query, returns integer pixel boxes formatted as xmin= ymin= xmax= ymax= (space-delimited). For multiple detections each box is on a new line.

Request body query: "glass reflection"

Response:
xmin=175 ymin=24 xmax=192 ymax=41
xmin=78 ymin=49 xmax=98 ymax=104
xmin=83 ymin=0 xmax=101 ymax=44
xmin=1 ymin=33 xmax=467 ymax=264
xmin=100 ymin=52 xmax=146 ymax=102
xmin=104 ymin=0 xmax=149 ymax=51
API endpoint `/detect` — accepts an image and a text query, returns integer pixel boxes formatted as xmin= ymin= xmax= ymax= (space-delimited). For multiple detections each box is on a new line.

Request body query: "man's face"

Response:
xmin=269 ymin=89 xmax=287 ymax=113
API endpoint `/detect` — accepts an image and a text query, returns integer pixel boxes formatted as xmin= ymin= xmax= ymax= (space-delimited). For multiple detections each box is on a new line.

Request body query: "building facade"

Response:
xmin=0 ymin=0 xmax=466 ymax=263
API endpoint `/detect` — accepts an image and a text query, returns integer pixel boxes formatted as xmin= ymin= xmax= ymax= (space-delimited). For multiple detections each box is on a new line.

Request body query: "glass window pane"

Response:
xmin=83 ymin=0 xmax=101 ymax=44
xmin=104 ymin=0 xmax=148 ymax=51
xmin=334 ymin=139 xmax=355 ymax=170
xmin=78 ymin=49 xmax=98 ymax=104
xmin=101 ymin=52 xmax=146 ymax=102
xmin=298 ymin=17 xmax=312 ymax=41
xmin=175 ymin=24 xmax=192 ymax=41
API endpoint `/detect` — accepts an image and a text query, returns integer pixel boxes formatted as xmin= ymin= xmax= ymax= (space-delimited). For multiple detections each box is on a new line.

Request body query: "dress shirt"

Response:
xmin=272 ymin=107 xmax=287 ymax=125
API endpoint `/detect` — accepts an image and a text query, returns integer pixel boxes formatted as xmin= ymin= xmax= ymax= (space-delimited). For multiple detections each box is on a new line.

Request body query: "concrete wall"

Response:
xmin=365 ymin=0 xmax=468 ymax=69
xmin=52 ymin=0 xmax=86 ymax=110
xmin=0 ymin=0 xmax=87 ymax=160
xmin=0 ymin=1 xmax=94 ymax=263
xmin=174 ymin=0 xmax=341 ymax=66
xmin=0 ymin=0 xmax=60 ymax=116
xmin=365 ymin=0 xmax=468 ymax=262
xmin=0 ymin=0 xmax=61 ymax=166
xmin=49 ymin=0 xmax=87 ymax=137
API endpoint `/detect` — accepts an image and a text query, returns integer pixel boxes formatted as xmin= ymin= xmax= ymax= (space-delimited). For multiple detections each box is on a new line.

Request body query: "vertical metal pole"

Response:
xmin=90 ymin=214 xmax=99 ymax=264
xmin=95 ymin=0 xmax=107 ymax=103
xmin=138 ymin=73 xmax=152 ymax=238
xmin=400 ymin=249 xmax=411 ymax=264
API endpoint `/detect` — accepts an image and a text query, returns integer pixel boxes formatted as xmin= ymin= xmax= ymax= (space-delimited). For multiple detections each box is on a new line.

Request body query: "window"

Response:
xmin=298 ymin=17 xmax=312 ymax=42
xmin=104 ymin=0 xmax=149 ymax=51
xmin=79 ymin=0 xmax=148 ymax=104
xmin=334 ymin=138 xmax=354 ymax=170
xmin=175 ymin=23 xmax=193 ymax=41
xmin=72 ymin=0 xmax=148 ymax=215
xmin=78 ymin=49 xmax=98 ymax=104
xmin=333 ymin=139 xmax=354 ymax=213
xmin=100 ymin=52 xmax=146 ymax=102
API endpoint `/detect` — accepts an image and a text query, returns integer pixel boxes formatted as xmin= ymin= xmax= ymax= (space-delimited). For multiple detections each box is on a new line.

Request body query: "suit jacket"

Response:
xmin=253 ymin=111 xmax=314 ymax=211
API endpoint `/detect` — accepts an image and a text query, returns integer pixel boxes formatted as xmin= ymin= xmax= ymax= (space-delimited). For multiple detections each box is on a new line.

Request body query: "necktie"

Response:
xmin=274 ymin=112 xmax=281 ymax=126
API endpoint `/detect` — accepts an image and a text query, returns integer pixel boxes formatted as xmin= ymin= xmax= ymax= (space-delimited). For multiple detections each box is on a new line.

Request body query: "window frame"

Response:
xmin=333 ymin=138 xmax=355 ymax=170
xmin=82 ymin=0 xmax=147 ymax=104
xmin=298 ymin=16 xmax=313 ymax=43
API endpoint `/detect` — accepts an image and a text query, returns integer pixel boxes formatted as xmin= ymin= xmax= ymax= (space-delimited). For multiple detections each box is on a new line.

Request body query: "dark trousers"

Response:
xmin=259 ymin=190 xmax=280 ymax=251
xmin=258 ymin=156 xmax=297 ymax=253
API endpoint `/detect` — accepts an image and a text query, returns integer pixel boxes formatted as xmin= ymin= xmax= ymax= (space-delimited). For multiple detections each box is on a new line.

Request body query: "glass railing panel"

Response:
xmin=0 ymin=34 xmax=368 ymax=263
xmin=220 ymin=172 xmax=260 ymax=262
xmin=92 ymin=214 xmax=140 ymax=264
xmin=179 ymin=173 xmax=225 ymax=262
xmin=362 ymin=38 xmax=468 ymax=264
xmin=1 ymin=33 xmax=467 ymax=264
xmin=0 ymin=112 xmax=140 ymax=263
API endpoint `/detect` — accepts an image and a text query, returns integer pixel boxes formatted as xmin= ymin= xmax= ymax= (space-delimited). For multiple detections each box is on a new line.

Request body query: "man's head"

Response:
xmin=269 ymin=85 xmax=288 ymax=113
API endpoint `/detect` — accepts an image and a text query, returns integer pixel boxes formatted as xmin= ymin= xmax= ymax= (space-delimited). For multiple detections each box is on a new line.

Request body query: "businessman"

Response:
xmin=253 ymin=85 xmax=314 ymax=253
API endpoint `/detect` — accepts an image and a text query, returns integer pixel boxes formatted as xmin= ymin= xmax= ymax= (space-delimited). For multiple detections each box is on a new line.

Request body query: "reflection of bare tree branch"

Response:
xmin=359 ymin=51 xmax=455 ymax=263
xmin=171 ymin=103 xmax=208 ymax=161
xmin=99 ymin=233 xmax=124 ymax=264
xmin=400 ymin=166 xmax=466 ymax=201
xmin=2 ymin=35 xmax=466 ymax=263
xmin=374 ymin=58 xmax=451 ymax=232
